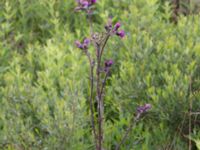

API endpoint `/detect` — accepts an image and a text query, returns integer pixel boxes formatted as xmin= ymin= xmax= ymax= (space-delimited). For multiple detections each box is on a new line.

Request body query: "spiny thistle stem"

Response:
xmin=87 ymin=8 xmax=99 ymax=149
xmin=100 ymin=34 xmax=110 ymax=62
xmin=86 ymin=52 xmax=98 ymax=149
xmin=99 ymin=71 xmax=109 ymax=100
xmin=96 ymin=45 xmax=103 ymax=150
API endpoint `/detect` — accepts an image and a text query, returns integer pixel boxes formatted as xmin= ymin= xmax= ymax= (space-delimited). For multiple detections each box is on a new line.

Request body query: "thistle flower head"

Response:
xmin=75 ymin=38 xmax=90 ymax=50
xmin=105 ymin=59 xmax=113 ymax=67
xmin=75 ymin=40 xmax=83 ymax=49
xmin=75 ymin=0 xmax=97 ymax=10
xmin=81 ymin=1 xmax=89 ymax=8
xmin=116 ymin=30 xmax=125 ymax=38
xmin=104 ymin=59 xmax=114 ymax=72
xmin=83 ymin=38 xmax=90 ymax=45
xmin=105 ymin=18 xmax=125 ymax=38
xmin=91 ymin=0 xmax=97 ymax=4
xmin=137 ymin=104 xmax=151 ymax=115
xmin=82 ymin=38 xmax=90 ymax=49
xmin=114 ymin=22 xmax=121 ymax=31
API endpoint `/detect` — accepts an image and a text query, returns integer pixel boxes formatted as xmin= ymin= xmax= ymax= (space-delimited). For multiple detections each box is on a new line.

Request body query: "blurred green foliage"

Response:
xmin=0 ymin=0 xmax=200 ymax=149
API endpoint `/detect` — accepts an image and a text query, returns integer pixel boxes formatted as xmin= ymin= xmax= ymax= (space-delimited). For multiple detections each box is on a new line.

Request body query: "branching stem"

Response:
xmin=100 ymin=34 xmax=110 ymax=62
xmin=96 ymin=45 xmax=103 ymax=150
xmin=86 ymin=52 xmax=98 ymax=150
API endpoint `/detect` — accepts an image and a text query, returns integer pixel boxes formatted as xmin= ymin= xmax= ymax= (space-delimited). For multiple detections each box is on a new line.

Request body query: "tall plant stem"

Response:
xmin=99 ymin=71 xmax=109 ymax=123
xmin=97 ymin=34 xmax=111 ymax=150
xmin=87 ymin=12 xmax=99 ymax=150
xmin=97 ymin=70 xmax=109 ymax=150
xmin=96 ymin=45 xmax=103 ymax=150
xmin=86 ymin=52 xmax=98 ymax=150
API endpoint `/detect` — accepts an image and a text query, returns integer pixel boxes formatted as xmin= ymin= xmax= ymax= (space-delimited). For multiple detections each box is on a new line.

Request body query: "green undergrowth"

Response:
xmin=0 ymin=0 xmax=200 ymax=149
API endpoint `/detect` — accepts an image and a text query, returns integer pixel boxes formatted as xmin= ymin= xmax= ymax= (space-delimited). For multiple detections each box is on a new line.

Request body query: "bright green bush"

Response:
xmin=0 ymin=0 xmax=200 ymax=149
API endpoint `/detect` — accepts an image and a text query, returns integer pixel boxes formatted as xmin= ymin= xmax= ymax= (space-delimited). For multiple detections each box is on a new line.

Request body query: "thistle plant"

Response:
xmin=74 ymin=1 xmax=151 ymax=149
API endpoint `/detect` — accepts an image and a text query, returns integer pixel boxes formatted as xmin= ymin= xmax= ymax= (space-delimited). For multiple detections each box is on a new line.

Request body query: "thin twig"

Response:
xmin=100 ymin=34 xmax=110 ymax=62
xmin=99 ymin=71 xmax=109 ymax=99
xmin=115 ymin=114 xmax=140 ymax=150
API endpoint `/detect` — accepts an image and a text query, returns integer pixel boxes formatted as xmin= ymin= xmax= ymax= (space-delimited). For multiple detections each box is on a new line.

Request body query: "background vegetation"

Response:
xmin=0 ymin=0 xmax=200 ymax=149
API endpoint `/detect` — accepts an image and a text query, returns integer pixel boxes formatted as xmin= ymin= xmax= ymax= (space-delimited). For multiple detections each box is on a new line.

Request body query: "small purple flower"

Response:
xmin=114 ymin=22 xmax=121 ymax=31
xmin=75 ymin=38 xmax=90 ymax=50
xmin=104 ymin=59 xmax=114 ymax=72
xmin=81 ymin=1 xmax=89 ymax=8
xmin=137 ymin=104 xmax=151 ymax=115
xmin=75 ymin=0 xmax=97 ymax=10
xmin=82 ymin=38 xmax=90 ymax=49
xmin=75 ymin=40 xmax=83 ymax=49
xmin=105 ymin=19 xmax=125 ymax=38
xmin=91 ymin=0 xmax=97 ymax=4
xmin=83 ymin=38 xmax=90 ymax=45
xmin=116 ymin=30 xmax=125 ymax=38
xmin=105 ymin=59 xmax=113 ymax=67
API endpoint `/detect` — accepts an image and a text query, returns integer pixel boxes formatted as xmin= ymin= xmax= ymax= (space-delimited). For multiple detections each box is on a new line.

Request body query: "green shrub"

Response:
xmin=0 ymin=0 xmax=200 ymax=149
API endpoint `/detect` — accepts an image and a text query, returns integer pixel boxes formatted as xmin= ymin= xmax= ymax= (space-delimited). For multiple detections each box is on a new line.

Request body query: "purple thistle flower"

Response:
xmin=105 ymin=19 xmax=125 ymax=38
xmin=75 ymin=40 xmax=83 ymax=49
xmin=114 ymin=22 xmax=121 ymax=31
xmin=104 ymin=59 xmax=114 ymax=72
xmin=91 ymin=0 xmax=97 ymax=4
xmin=137 ymin=104 xmax=151 ymax=115
xmin=75 ymin=0 xmax=97 ymax=10
xmin=82 ymin=38 xmax=90 ymax=49
xmin=116 ymin=30 xmax=125 ymax=38
xmin=75 ymin=38 xmax=90 ymax=50
xmin=83 ymin=38 xmax=90 ymax=45
xmin=81 ymin=1 xmax=89 ymax=8
xmin=105 ymin=59 xmax=113 ymax=67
